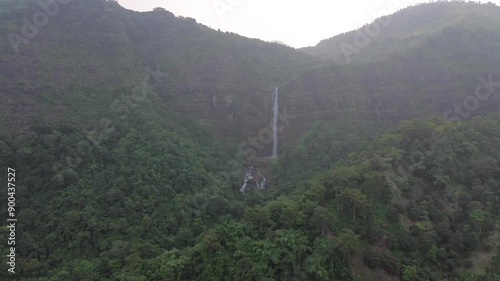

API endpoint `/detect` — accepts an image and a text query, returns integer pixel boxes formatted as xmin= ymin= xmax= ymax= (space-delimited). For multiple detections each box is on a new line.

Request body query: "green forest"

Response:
xmin=2 ymin=107 xmax=500 ymax=281
xmin=1 ymin=0 xmax=500 ymax=280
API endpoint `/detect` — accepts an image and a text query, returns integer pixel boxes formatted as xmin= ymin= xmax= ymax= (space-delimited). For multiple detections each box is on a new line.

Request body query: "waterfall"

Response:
xmin=240 ymin=167 xmax=267 ymax=194
xmin=239 ymin=169 xmax=254 ymax=193
xmin=272 ymin=87 xmax=279 ymax=158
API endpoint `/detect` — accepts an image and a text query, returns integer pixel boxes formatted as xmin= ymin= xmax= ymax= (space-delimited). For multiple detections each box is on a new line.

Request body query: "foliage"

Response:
xmin=1 ymin=1 xmax=500 ymax=280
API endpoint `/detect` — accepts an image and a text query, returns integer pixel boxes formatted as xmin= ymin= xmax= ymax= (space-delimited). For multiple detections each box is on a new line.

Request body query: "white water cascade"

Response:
xmin=239 ymin=169 xmax=254 ymax=194
xmin=239 ymin=167 xmax=267 ymax=194
xmin=272 ymin=87 xmax=279 ymax=158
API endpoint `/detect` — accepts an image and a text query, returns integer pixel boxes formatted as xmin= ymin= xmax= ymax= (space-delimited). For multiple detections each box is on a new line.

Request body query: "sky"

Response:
xmin=118 ymin=0 xmax=500 ymax=48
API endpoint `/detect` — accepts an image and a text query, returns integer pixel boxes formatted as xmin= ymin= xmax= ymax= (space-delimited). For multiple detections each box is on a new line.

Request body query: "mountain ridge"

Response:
xmin=300 ymin=1 xmax=500 ymax=64
xmin=1 ymin=0 xmax=500 ymax=280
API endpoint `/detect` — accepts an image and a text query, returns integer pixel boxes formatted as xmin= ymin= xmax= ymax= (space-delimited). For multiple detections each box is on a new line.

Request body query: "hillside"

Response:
xmin=3 ymin=1 xmax=500 ymax=154
xmin=300 ymin=1 xmax=500 ymax=64
xmin=284 ymin=2 xmax=500 ymax=146
xmin=141 ymin=114 xmax=500 ymax=281
xmin=0 ymin=0 xmax=500 ymax=280
xmin=0 ymin=0 xmax=320 ymax=152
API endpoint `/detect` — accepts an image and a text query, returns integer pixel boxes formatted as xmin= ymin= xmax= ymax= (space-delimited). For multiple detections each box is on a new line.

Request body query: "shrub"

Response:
xmin=363 ymin=248 xmax=382 ymax=268
xmin=381 ymin=252 xmax=401 ymax=275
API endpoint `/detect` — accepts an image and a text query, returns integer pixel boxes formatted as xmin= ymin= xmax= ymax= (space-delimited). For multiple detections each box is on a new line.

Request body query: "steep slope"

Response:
xmin=281 ymin=3 xmax=500 ymax=147
xmin=122 ymin=8 xmax=321 ymax=155
xmin=3 ymin=1 xmax=500 ymax=158
xmin=1 ymin=1 xmax=500 ymax=280
xmin=0 ymin=0 xmax=145 ymax=135
xmin=0 ymin=0 xmax=319 ymax=278
xmin=0 ymin=0 xmax=320 ymax=158
xmin=0 ymin=1 xmax=250 ymax=279
xmin=134 ymin=114 xmax=500 ymax=281
xmin=300 ymin=2 xmax=500 ymax=64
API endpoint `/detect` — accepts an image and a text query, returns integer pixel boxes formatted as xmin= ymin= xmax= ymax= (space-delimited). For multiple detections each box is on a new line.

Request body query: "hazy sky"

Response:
xmin=118 ymin=0 xmax=500 ymax=48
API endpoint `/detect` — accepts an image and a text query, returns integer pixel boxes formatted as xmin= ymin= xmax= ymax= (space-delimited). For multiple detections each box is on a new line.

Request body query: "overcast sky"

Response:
xmin=118 ymin=0 xmax=500 ymax=48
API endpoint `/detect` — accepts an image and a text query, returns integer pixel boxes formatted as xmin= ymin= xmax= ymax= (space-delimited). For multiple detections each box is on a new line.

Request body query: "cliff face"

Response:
xmin=2 ymin=0 xmax=500 ymax=159
xmin=112 ymin=2 xmax=498 ymax=149
xmin=0 ymin=0 xmax=319 ymax=157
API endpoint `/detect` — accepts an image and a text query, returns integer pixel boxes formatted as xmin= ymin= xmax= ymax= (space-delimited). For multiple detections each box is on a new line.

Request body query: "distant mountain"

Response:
xmin=282 ymin=2 xmax=500 ymax=145
xmin=1 ymin=1 xmax=500 ymax=280
xmin=300 ymin=1 xmax=500 ymax=64
xmin=3 ymin=1 xmax=500 ymax=154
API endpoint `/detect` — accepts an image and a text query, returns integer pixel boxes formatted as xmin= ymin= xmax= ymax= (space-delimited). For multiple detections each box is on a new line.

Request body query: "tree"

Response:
xmin=361 ymin=171 xmax=390 ymax=204
xmin=338 ymin=188 xmax=369 ymax=222
xmin=244 ymin=205 xmax=273 ymax=231
xmin=310 ymin=206 xmax=335 ymax=236
xmin=306 ymin=180 xmax=327 ymax=202
xmin=333 ymin=229 xmax=360 ymax=263
xmin=468 ymin=201 xmax=490 ymax=237
xmin=401 ymin=265 xmax=418 ymax=281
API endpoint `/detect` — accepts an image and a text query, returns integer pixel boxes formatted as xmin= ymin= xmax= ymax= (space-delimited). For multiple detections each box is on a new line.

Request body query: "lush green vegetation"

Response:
xmin=0 ymin=105 xmax=247 ymax=279
xmin=1 ymin=0 xmax=500 ymax=280
xmin=2 ymin=111 xmax=500 ymax=280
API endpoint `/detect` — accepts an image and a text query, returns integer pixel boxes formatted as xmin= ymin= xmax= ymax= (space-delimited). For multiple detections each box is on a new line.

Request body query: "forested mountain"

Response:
xmin=288 ymin=1 xmax=500 ymax=144
xmin=141 ymin=114 xmax=500 ymax=281
xmin=300 ymin=1 xmax=500 ymax=64
xmin=0 ymin=0 xmax=499 ymax=280
xmin=3 ymin=0 xmax=500 ymax=152
xmin=0 ymin=0 xmax=320 ymax=154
